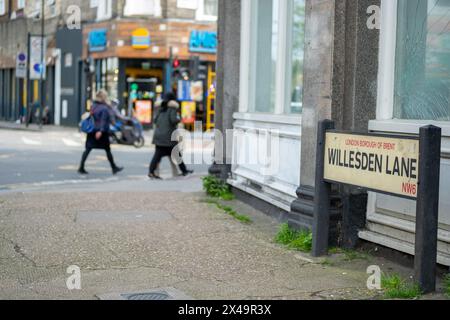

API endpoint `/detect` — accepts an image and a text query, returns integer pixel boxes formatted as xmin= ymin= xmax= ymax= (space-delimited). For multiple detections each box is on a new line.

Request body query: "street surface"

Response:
xmin=0 ymin=126 xmax=445 ymax=300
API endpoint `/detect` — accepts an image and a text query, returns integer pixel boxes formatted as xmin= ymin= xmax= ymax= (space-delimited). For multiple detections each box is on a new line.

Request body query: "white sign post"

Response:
xmin=29 ymin=36 xmax=47 ymax=80
xmin=15 ymin=52 xmax=27 ymax=79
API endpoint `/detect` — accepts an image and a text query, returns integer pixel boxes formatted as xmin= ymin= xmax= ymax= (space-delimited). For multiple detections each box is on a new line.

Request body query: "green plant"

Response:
xmin=202 ymin=176 xmax=235 ymax=200
xmin=202 ymin=198 xmax=252 ymax=224
xmin=321 ymin=258 xmax=335 ymax=267
xmin=381 ymin=273 xmax=422 ymax=299
xmin=275 ymin=223 xmax=313 ymax=253
xmin=342 ymin=249 xmax=369 ymax=261
xmin=444 ymin=274 xmax=450 ymax=298
xmin=217 ymin=203 xmax=252 ymax=224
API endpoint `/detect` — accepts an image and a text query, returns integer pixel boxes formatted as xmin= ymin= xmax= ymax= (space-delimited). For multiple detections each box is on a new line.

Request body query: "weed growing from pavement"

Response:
xmin=275 ymin=223 xmax=313 ymax=253
xmin=320 ymin=259 xmax=335 ymax=267
xmin=201 ymin=198 xmax=252 ymax=224
xmin=444 ymin=274 xmax=450 ymax=298
xmin=202 ymin=176 xmax=235 ymax=201
xmin=381 ymin=273 xmax=422 ymax=299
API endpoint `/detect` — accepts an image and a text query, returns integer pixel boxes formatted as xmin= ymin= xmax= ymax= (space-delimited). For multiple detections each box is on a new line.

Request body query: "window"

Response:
xmin=196 ymin=0 xmax=217 ymax=21
xmin=97 ymin=0 xmax=112 ymax=21
xmin=243 ymin=0 xmax=305 ymax=115
xmin=0 ymin=0 xmax=6 ymax=15
xmin=177 ymin=0 xmax=198 ymax=10
xmin=289 ymin=0 xmax=305 ymax=114
xmin=250 ymin=0 xmax=279 ymax=113
xmin=394 ymin=0 xmax=450 ymax=121
xmin=204 ymin=0 xmax=218 ymax=16
xmin=124 ymin=0 xmax=161 ymax=17
xmin=17 ymin=0 xmax=25 ymax=10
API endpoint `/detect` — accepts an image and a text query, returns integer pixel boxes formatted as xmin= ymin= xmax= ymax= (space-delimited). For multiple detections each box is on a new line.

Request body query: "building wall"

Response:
xmin=359 ymin=0 xmax=450 ymax=266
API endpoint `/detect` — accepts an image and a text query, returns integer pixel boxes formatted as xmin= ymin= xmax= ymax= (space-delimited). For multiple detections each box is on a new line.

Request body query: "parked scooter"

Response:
xmin=109 ymin=100 xmax=145 ymax=149
xmin=110 ymin=117 xmax=145 ymax=149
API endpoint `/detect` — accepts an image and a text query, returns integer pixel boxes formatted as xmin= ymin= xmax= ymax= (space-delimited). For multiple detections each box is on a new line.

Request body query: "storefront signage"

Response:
xmin=189 ymin=30 xmax=217 ymax=53
xmin=89 ymin=29 xmax=108 ymax=52
xmin=181 ymin=101 xmax=196 ymax=124
xmin=324 ymin=132 xmax=420 ymax=199
xmin=29 ymin=36 xmax=47 ymax=80
xmin=135 ymin=100 xmax=152 ymax=125
xmin=15 ymin=52 xmax=27 ymax=79
xmin=132 ymin=28 xmax=151 ymax=49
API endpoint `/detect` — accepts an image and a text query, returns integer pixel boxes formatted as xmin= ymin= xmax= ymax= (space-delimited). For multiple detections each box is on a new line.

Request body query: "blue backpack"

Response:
xmin=80 ymin=115 xmax=95 ymax=134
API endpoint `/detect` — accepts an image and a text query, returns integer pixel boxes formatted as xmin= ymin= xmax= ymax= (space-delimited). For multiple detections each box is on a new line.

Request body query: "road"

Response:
xmin=0 ymin=127 xmax=212 ymax=190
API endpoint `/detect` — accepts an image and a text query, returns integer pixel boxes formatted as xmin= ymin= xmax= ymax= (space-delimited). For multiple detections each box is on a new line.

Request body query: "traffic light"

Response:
xmin=84 ymin=58 xmax=95 ymax=74
xmin=173 ymin=59 xmax=180 ymax=69
xmin=189 ymin=57 xmax=200 ymax=81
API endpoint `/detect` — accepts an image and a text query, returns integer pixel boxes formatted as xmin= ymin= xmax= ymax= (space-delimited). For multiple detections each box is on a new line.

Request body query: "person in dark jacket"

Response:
xmin=78 ymin=90 xmax=124 ymax=175
xmin=148 ymin=93 xmax=193 ymax=180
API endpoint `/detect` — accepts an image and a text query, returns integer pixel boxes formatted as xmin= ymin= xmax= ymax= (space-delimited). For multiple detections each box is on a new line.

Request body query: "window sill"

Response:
xmin=233 ymin=112 xmax=302 ymax=126
xmin=195 ymin=14 xmax=217 ymax=22
xmin=369 ymin=119 xmax=450 ymax=137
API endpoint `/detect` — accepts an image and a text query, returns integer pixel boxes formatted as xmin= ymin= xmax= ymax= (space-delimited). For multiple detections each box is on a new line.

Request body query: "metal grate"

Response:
xmin=121 ymin=292 xmax=171 ymax=301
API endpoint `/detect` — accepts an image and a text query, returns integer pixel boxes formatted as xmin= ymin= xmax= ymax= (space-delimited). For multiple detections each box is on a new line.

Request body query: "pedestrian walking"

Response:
xmin=78 ymin=90 xmax=124 ymax=175
xmin=148 ymin=93 xmax=193 ymax=180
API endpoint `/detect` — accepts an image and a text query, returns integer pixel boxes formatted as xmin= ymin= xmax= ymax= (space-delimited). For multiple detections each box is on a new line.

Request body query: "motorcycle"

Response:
xmin=109 ymin=117 xmax=145 ymax=149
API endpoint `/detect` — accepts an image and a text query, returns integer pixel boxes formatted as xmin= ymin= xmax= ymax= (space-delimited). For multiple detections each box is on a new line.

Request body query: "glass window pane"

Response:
xmin=251 ymin=0 xmax=279 ymax=113
xmin=289 ymin=0 xmax=305 ymax=114
xmin=394 ymin=0 xmax=450 ymax=121
xmin=204 ymin=0 xmax=218 ymax=16
xmin=106 ymin=57 xmax=119 ymax=101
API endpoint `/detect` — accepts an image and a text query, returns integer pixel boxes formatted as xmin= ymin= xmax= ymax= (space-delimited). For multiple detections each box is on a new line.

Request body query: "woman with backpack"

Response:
xmin=148 ymin=93 xmax=193 ymax=180
xmin=78 ymin=90 xmax=124 ymax=175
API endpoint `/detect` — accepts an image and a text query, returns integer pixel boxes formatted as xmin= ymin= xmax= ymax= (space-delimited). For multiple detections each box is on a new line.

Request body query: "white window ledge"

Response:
xmin=369 ymin=119 xmax=450 ymax=137
xmin=233 ymin=112 xmax=302 ymax=126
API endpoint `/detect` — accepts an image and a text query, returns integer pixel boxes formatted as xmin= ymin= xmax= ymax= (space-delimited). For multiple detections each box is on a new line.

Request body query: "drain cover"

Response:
xmin=97 ymin=288 xmax=193 ymax=300
xmin=121 ymin=292 xmax=171 ymax=301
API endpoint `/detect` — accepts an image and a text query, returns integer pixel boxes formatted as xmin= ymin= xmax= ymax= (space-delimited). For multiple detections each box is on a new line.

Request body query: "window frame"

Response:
xmin=373 ymin=0 xmax=450 ymax=136
xmin=17 ymin=0 xmax=25 ymax=10
xmin=96 ymin=0 xmax=112 ymax=21
xmin=0 ymin=0 xmax=6 ymax=16
xmin=239 ymin=0 xmax=304 ymax=117
xmin=196 ymin=0 xmax=218 ymax=22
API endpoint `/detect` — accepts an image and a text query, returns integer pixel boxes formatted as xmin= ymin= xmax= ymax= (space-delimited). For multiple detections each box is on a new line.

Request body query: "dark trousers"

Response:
xmin=79 ymin=147 xmax=117 ymax=170
xmin=149 ymin=146 xmax=187 ymax=175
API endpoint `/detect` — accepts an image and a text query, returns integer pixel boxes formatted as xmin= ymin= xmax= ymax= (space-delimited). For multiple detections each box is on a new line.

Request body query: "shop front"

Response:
xmin=359 ymin=0 xmax=450 ymax=266
xmin=83 ymin=20 xmax=217 ymax=129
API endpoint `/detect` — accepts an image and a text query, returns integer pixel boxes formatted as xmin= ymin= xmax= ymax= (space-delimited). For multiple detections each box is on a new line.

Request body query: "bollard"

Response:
xmin=312 ymin=120 xmax=335 ymax=257
xmin=414 ymin=125 xmax=442 ymax=294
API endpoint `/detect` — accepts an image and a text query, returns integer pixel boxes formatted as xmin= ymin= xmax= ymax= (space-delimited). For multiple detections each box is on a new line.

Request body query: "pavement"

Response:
xmin=0 ymin=126 xmax=448 ymax=300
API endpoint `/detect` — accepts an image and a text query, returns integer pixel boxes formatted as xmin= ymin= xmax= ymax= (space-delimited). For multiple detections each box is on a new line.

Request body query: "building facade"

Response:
xmin=215 ymin=0 xmax=450 ymax=266
xmin=77 ymin=0 xmax=218 ymax=128
xmin=0 ymin=0 xmax=96 ymax=124
xmin=0 ymin=0 xmax=218 ymax=127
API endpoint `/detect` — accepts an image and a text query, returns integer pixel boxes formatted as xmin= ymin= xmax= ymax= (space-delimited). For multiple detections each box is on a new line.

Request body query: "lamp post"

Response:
xmin=38 ymin=0 xmax=45 ymax=129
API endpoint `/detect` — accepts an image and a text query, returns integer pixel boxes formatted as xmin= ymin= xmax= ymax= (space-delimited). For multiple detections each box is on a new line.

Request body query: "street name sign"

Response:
xmin=312 ymin=120 xmax=441 ymax=294
xmin=324 ymin=132 xmax=419 ymax=199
